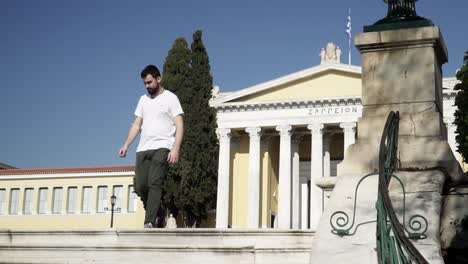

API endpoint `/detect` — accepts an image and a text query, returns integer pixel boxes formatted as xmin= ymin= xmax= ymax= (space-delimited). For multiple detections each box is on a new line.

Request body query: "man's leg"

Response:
xmin=144 ymin=148 xmax=170 ymax=225
xmin=134 ymin=151 xmax=150 ymax=210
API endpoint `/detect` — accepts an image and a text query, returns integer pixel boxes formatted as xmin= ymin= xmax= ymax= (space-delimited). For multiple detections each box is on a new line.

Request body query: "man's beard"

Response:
xmin=147 ymin=85 xmax=159 ymax=97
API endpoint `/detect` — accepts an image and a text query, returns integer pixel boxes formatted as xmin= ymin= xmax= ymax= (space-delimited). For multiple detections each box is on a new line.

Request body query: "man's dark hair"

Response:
xmin=140 ymin=65 xmax=161 ymax=79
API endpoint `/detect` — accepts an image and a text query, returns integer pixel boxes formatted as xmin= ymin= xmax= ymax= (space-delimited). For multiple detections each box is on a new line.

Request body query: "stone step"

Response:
xmin=0 ymin=229 xmax=314 ymax=264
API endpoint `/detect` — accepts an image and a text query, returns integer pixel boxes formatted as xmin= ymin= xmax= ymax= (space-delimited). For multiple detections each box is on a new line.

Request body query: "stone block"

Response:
xmin=362 ymin=102 xmax=439 ymax=118
xmin=338 ymin=112 xmax=463 ymax=182
xmin=398 ymin=137 xmax=464 ymax=182
xmin=358 ymin=110 xmax=445 ymax=139
xmin=355 ymin=27 xmax=446 ymax=51
xmin=361 ymin=48 xmax=439 ymax=106
xmin=355 ymin=26 xmax=447 ymax=115
xmin=310 ymin=171 xmax=445 ymax=264
xmin=388 ymin=170 xmax=445 ymax=194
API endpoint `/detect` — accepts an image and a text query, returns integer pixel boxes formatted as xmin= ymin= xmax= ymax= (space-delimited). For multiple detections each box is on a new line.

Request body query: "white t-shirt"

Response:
xmin=134 ymin=90 xmax=184 ymax=152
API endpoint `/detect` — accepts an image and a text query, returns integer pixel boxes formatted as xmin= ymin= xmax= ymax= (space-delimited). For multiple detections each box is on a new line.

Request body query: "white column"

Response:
xmin=261 ymin=136 xmax=271 ymax=229
xmin=216 ymin=128 xmax=231 ymax=228
xmin=276 ymin=125 xmax=292 ymax=229
xmin=300 ymin=181 xmax=309 ymax=229
xmin=246 ymin=127 xmax=262 ymax=228
xmin=308 ymin=123 xmax=324 ymax=230
xmin=323 ymin=135 xmax=331 ymax=178
xmin=340 ymin=122 xmax=356 ymax=153
xmin=291 ymin=135 xmax=301 ymax=229
xmin=322 ymin=134 xmax=332 ymax=210
xmin=444 ymin=117 xmax=461 ymax=161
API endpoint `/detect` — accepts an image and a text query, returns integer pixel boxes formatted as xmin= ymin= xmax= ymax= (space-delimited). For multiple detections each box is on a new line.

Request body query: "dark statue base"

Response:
xmin=364 ymin=18 xmax=433 ymax=32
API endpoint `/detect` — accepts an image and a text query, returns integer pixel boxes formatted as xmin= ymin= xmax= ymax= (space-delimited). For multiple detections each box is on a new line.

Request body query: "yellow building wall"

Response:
xmin=0 ymin=175 xmax=145 ymax=229
xmin=228 ymin=142 xmax=236 ymax=227
xmin=268 ymin=138 xmax=279 ymax=222
xmin=233 ymin=71 xmax=361 ymax=102
xmin=230 ymin=136 xmax=280 ymax=229
xmin=231 ymin=136 xmax=249 ymax=228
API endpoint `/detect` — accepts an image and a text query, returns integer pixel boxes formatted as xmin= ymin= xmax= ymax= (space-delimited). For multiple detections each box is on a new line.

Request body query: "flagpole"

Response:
xmin=348 ymin=38 xmax=351 ymax=65
xmin=348 ymin=35 xmax=351 ymax=65
xmin=348 ymin=8 xmax=351 ymax=65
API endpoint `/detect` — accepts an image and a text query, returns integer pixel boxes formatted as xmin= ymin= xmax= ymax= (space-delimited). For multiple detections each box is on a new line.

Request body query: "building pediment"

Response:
xmin=211 ymin=63 xmax=362 ymax=106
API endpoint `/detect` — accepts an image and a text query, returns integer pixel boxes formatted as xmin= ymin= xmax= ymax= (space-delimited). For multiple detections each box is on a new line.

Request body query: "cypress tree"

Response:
xmin=160 ymin=37 xmax=192 ymax=222
xmin=454 ymin=50 xmax=468 ymax=162
xmin=175 ymin=30 xmax=219 ymax=227
xmin=162 ymin=37 xmax=192 ymax=100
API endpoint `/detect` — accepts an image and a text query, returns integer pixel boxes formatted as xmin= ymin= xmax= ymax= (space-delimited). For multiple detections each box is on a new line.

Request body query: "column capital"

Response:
xmin=246 ymin=127 xmax=262 ymax=138
xmin=339 ymin=122 xmax=357 ymax=132
xmin=340 ymin=122 xmax=356 ymax=131
xmin=216 ymin=128 xmax=231 ymax=143
xmin=307 ymin=123 xmax=324 ymax=134
xmin=276 ymin=125 xmax=292 ymax=137
xmin=341 ymin=122 xmax=356 ymax=153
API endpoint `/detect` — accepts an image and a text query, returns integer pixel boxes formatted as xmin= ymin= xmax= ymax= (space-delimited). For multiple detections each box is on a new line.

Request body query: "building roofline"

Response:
xmin=0 ymin=165 xmax=135 ymax=176
xmin=0 ymin=162 xmax=17 ymax=170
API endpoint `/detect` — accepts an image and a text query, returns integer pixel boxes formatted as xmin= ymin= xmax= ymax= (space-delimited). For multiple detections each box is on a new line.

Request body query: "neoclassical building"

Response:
xmin=210 ymin=47 xmax=460 ymax=230
xmin=0 ymin=166 xmax=144 ymax=229
xmin=0 ymin=165 xmax=216 ymax=229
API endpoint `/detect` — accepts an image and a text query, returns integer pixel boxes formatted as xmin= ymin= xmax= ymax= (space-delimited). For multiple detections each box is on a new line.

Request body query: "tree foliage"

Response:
xmin=160 ymin=31 xmax=218 ymax=227
xmin=453 ymin=50 xmax=468 ymax=162
xmin=175 ymin=30 xmax=219 ymax=226
xmin=162 ymin=38 xmax=192 ymax=99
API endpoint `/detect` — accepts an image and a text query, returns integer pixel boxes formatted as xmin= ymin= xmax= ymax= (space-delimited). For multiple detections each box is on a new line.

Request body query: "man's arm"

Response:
xmin=118 ymin=116 xmax=143 ymax=157
xmin=167 ymin=115 xmax=184 ymax=164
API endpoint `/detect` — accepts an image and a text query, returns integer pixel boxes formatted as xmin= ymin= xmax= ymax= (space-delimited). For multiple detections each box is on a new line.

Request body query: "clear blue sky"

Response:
xmin=1 ymin=0 xmax=467 ymax=168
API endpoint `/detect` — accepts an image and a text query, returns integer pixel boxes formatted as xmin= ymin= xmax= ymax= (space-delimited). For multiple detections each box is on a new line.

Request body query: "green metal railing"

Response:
xmin=376 ymin=111 xmax=428 ymax=264
xmin=330 ymin=111 xmax=429 ymax=263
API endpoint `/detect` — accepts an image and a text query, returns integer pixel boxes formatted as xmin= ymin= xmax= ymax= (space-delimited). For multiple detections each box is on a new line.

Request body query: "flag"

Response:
xmin=346 ymin=9 xmax=351 ymax=39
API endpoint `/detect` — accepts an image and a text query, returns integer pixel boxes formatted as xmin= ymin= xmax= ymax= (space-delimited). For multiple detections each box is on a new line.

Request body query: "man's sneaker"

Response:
xmin=144 ymin=222 xmax=153 ymax=229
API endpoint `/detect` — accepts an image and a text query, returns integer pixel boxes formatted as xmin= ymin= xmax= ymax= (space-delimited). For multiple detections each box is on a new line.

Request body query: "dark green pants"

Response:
xmin=134 ymin=148 xmax=170 ymax=225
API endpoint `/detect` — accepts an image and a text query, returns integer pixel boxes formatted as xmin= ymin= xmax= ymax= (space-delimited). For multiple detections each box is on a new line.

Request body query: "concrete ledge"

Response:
xmin=0 ymin=229 xmax=314 ymax=264
xmin=355 ymin=26 xmax=447 ymax=63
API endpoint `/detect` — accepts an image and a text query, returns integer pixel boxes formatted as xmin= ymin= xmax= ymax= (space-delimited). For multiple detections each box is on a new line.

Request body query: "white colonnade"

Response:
xmin=216 ymin=122 xmax=356 ymax=229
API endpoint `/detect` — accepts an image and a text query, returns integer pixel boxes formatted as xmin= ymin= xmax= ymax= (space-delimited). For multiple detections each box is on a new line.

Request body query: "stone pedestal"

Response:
xmin=311 ymin=26 xmax=466 ymax=263
xmin=338 ymin=26 xmax=464 ymax=183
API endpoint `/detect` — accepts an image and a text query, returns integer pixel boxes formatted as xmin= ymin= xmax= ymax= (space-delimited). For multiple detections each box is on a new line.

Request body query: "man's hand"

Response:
xmin=169 ymin=115 xmax=183 ymax=164
xmin=167 ymin=148 xmax=180 ymax=164
xmin=118 ymin=117 xmax=142 ymax=158
xmin=119 ymin=145 xmax=128 ymax=158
